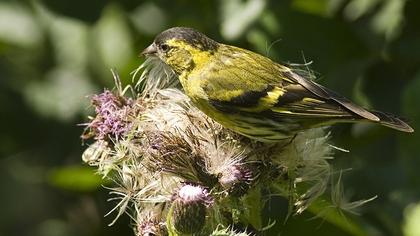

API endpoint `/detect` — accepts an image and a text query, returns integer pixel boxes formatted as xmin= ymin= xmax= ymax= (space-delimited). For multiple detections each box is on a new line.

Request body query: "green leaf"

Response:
xmin=241 ymin=186 xmax=263 ymax=230
xmin=259 ymin=11 xmax=281 ymax=35
xmin=307 ymin=198 xmax=368 ymax=236
xmin=93 ymin=4 xmax=134 ymax=70
xmin=130 ymin=2 xmax=167 ymax=35
xmin=0 ymin=2 xmax=42 ymax=47
xmin=371 ymin=0 xmax=406 ymax=41
xmin=343 ymin=0 xmax=381 ymax=20
xmin=292 ymin=0 xmax=329 ymax=17
xmin=49 ymin=16 xmax=89 ymax=70
xmin=36 ymin=219 xmax=74 ymax=236
xmin=271 ymin=180 xmax=371 ymax=236
xmin=246 ymin=29 xmax=271 ymax=55
xmin=220 ymin=0 xmax=266 ymax=40
xmin=23 ymin=68 xmax=95 ymax=122
xmin=403 ymin=202 xmax=420 ymax=236
xmin=48 ymin=165 xmax=105 ymax=192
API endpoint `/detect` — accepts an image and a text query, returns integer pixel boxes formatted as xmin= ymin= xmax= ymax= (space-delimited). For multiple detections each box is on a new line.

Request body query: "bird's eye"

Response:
xmin=160 ymin=44 xmax=170 ymax=52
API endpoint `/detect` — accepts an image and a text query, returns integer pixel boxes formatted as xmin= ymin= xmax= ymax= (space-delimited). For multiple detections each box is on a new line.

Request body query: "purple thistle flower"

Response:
xmin=86 ymin=90 xmax=136 ymax=140
xmin=219 ymin=164 xmax=254 ymax=196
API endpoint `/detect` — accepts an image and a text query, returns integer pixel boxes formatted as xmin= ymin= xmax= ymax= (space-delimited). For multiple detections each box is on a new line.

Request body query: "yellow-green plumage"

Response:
xmin=142 ymin=27 xmax=414 ymax=142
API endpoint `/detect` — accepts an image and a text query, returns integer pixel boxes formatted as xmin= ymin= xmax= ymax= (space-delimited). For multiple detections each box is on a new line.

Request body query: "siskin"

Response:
xmin=142 ymin=27 xmax=414 ymax=142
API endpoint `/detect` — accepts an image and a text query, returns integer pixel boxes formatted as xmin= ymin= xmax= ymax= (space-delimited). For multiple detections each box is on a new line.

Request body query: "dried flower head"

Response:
xmin=136 ymin=211 xmax=168 ymax=236
xmin=81 ymin=58 xmax=373 ymax=236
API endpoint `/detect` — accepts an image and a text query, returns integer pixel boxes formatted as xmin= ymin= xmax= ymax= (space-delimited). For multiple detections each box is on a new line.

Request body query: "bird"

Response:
xmin=141 ymin=27 xmax=414 ymax=142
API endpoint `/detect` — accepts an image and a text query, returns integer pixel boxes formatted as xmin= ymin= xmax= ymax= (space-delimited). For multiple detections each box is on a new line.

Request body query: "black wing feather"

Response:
xmin=282 ymin=71 xmax=380 ymax=121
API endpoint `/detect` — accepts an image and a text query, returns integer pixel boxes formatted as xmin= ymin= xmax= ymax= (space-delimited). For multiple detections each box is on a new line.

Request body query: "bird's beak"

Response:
xmin=141 ymin=43 xmax=157 ymax=56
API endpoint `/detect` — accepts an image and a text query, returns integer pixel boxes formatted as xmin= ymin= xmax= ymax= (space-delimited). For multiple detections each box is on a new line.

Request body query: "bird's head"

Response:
xmin=142 ymin=27 xmax=219 ymax=75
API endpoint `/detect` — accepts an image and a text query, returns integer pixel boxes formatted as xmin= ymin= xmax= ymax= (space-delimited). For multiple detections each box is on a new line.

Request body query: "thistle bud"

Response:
xmin=219 ymin=164 xmax=253 ymax=196
xmin=171 ymin=184 xmax=212 ymax=234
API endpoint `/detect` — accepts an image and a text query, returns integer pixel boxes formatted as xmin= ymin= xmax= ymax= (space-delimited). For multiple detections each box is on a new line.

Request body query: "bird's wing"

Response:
xmin=281 ymin=70 xmax=379 ymax=121
xmin=203 ymin=48 xmax=379 ymax=121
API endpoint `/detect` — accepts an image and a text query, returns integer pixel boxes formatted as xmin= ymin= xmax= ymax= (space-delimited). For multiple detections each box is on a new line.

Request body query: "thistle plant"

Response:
xmin=81 ymin=59 xmax=371 ymax=235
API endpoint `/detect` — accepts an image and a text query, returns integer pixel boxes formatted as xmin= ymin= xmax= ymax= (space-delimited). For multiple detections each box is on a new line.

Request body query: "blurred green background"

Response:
xmin=1 ymin=0 xmax=420 ymax=235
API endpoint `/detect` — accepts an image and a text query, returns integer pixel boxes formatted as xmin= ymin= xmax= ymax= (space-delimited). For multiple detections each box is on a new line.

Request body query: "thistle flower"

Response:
xmin=219 ymin=163 xmax=254 ymax=197
xmin=170 ymin=184 xmax=212 ymax=234
xmin=83 ymin=89 xmax=136 ymax=141
xmin=81 ymin=58 xmax=373 ymax=236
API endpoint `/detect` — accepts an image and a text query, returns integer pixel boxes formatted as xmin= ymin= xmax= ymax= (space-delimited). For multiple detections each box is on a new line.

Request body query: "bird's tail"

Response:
xmin=370 ymin=110 xmax=414 ymax=133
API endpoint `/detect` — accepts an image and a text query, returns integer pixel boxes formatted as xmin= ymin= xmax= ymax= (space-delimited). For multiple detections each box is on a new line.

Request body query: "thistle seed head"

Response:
xmin=137 ymin=221 xmax=167 ymax=236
